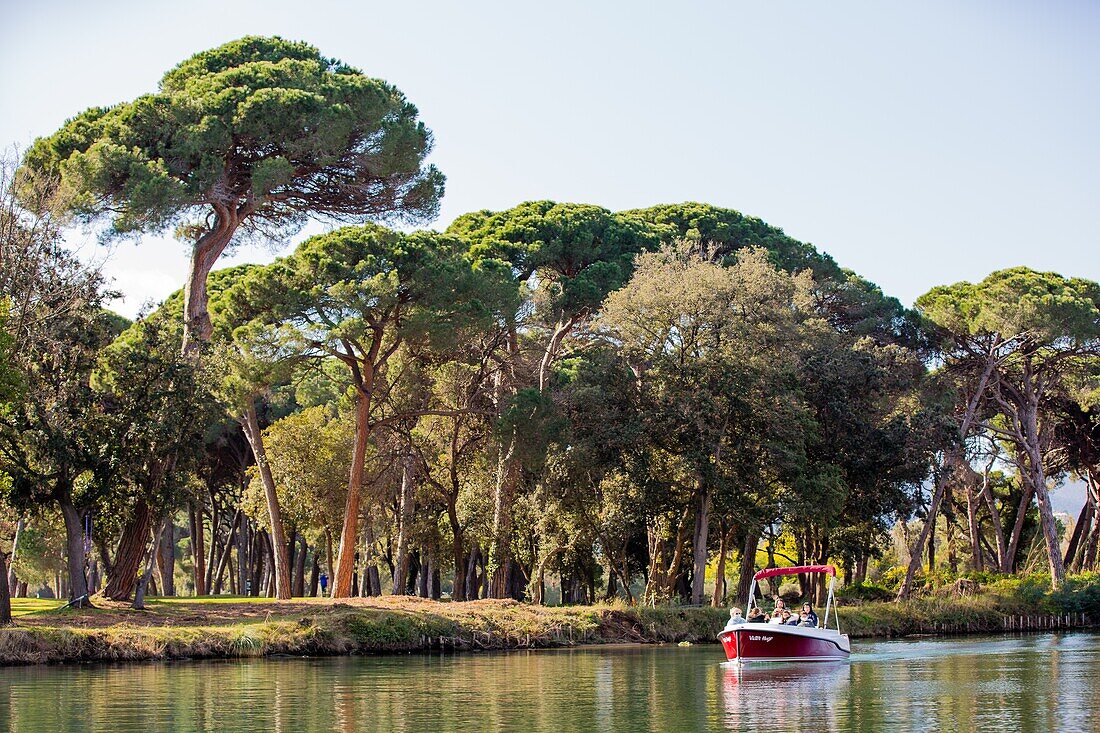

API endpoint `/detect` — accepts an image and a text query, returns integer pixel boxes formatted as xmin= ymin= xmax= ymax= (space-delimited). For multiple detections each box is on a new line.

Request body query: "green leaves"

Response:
xmin=20 ymin=35 xmax=444 ymax=240
xmin=448 ymin=201 xmax=660 ymax=323
xmin=918 ymin=267 xmax=1100 ymax=347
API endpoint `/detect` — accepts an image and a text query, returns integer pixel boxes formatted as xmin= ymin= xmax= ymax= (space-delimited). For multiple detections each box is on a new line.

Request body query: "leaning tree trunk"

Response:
xmin=181 ymin=215 xmax=239 ymax=354
xmin=134 ymin=520 xmax=169 ymax=610
xmin=1020 ymin=389 xmax=1067 ymax=587
xmin=57 ymin=495 xmax=90 ymax=602
xmin=897 ymin=460 xmax=948 ymax=601
xmin=7 ymin=518 xmax=23 ymax=597
xmin=240 ymin=402 xmax=292 ymax=600
xmin=1064 ymin=490 xmax=1093 ymax=571
xmin=1082 ymin=471 xmax=1100 ymax=571
xmin=333 ymin=390 xmax=372 ymax=598
xmin=103 ymin=501 xmax=151 ymax=600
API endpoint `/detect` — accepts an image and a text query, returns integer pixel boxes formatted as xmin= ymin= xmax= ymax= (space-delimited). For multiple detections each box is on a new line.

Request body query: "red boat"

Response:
xmin=717 ymin=564 xmax=851 ymax=664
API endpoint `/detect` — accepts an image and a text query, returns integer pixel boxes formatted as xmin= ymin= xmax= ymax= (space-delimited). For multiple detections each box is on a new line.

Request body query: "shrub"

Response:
xmin=837 ymin=582 xmax=893 ymax=603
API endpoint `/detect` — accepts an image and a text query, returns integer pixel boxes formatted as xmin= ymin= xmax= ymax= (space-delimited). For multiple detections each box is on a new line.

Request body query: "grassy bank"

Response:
xmin=4 ymin=574 xmax=1099 ymax=665
xmin=836 ymin=572 xmax=1100 ymax=637
xmin=0 ymin=597 xmax=727 ymax=665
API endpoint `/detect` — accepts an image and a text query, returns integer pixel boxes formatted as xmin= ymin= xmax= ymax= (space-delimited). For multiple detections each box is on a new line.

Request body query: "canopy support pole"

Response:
xmin=823 ymin=575 xmax=838 ymax=631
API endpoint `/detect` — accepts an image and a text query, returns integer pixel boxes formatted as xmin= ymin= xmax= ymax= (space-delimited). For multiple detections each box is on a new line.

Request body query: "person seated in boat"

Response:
xmin=800 ymin=603 xmax=819 ymax=627
xmin=797 ymin=611 xmax=815 ymax=627
xmin=747 ymin=607 xmax=766 ymax=623
xmin=728 ymin=607 xmax=745 ymax=625
xmin=768 ymin=609 xmax=788 ymax=625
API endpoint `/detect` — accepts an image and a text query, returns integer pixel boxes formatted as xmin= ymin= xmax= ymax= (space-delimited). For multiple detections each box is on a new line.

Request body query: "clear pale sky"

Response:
xmin=3 ymin=0 xmax=1098 ymax=318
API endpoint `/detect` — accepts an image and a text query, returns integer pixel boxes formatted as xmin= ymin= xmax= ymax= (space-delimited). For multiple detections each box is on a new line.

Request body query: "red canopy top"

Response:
xmin=752 ymin=564 xmax=836 ymax=581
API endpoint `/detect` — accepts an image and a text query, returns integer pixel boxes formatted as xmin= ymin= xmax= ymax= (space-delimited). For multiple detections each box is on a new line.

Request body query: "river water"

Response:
xmin=1 ymin=632 xmax=1095 ymax=732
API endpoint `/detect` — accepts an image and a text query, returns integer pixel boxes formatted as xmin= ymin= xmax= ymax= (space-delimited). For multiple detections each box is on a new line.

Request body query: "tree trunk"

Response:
xmin=418 ymin=554 xmax=430 ymax=598
xmin=156 ymin=522 xmax=176 ymax=596
xmin=392 ymin=452 xmax=417 ymax=595
xmin=1083 ymin=471 xmax=1100 ymax=571
xmin=102 ymin=501 xmax=151 ymax=600
xmin=7 ymin=518 xmax=23 ymax=597
xmin=240 ymin=403 xmax=292 ymax=599
xmin=189 ymin=504 xmax=207 ymax=596
xmin=1064 ymin=490 xmax=1093 ymax=571
xmin=978 ymin=463 xmax=1009 ymax=571
xmin=237 ymin=516 xmax=249 ymax=597
xmin=294 ymin=533 xmax=308 ymax=597
xmin=488 ymin=433 xmax=520 ymax=599
xmin=213 ymin=510 xmax=241 ymax=595
xmin=735 ymin=531 xmax=760 ymax=604
xmin=333 ymin=389 xmax=372 ymax=597
xmin=362 ymin=523 xmax=381 ymax=596
xmin=1004 ymin=481 xmax=1034 ymax=574
xmin=1020 ymin=388 xmax=1067 ymax=587
xmin=897 ymin=460 xmax=947 ymax=601
xmin=309 ymin=556 xmax=319 ymax=597
xmin=205 ymin=509 xmax=219 ymax=594
xmin=182 ymin=218 xmax=238 ymax=354
xmin=134 ymin=520 xmax=169 ymax=610
xmin=58 ymin=496 xmax=90 ymax=602
xmin=0 ymin=552 xmax=12 ymax=626
xmin=690 ymin=485 xmax=712 ymax=605
xmin=465 ymin=545 xmax=481 ymax=601
xmin=965 ymin=478 xmax=983 ymax=571
xmin=447 ymin=500 xmax=466 ymax=602
xmin=711 ymin=521 xmax=730 ymax=608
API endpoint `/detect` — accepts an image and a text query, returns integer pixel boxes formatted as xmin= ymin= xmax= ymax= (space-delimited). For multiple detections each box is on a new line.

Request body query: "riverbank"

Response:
xmin=3 ymin=578 xmax=1097 ymax=665
xmin=0 ymin=596 xmax=727 ymax=665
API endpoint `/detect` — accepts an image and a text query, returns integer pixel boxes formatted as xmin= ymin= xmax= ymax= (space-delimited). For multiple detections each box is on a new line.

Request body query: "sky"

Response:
xmin=2 ymin=0 xmax=1098 ymax=321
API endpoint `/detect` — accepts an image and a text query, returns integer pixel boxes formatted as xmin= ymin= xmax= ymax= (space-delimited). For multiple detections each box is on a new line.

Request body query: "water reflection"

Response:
xmin=720 ymin=662 xmax=850 ymax=732
xmin=2 ymin=633 xmax=1099 ymax=732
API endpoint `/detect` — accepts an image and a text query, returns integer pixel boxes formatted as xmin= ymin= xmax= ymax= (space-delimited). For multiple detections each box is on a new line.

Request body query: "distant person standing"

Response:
xmin=319 ymin=572 xmax=329 ymax=596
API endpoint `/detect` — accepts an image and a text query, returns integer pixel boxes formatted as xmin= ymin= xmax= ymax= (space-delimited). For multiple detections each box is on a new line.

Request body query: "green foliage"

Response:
xmin=624 ymin=202 xmax=840 ymax=280
xmin=243 ymin=405 xmax=352 ymax=538
xmin=918 ymin=267 xmax=1100 ymax=344
xmin=22 ymin=36 xmax=444 ymax=237
xmin=836 ymin=581 xmax=894 ymax=603
xmin=449 ymin=200 xmax=658 ymax=322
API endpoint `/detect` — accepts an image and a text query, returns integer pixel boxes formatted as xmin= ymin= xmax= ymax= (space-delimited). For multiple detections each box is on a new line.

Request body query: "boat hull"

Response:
xmin=717 ymin=624 xmax=850 ymax=663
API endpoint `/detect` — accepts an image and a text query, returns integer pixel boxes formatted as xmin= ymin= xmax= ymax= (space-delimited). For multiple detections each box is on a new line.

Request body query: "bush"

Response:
xmin=837 ymin=581 xmax=893 ymax=603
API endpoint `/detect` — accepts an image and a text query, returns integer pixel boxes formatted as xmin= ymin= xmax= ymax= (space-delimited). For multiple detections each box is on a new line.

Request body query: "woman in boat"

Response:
xmin=801 ymin=603 xmax=819 ymax=627
xmin=747 ymin=607 xmax=766 ymax=623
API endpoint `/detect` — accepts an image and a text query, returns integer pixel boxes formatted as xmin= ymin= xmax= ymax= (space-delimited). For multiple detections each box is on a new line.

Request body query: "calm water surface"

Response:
xmin=1 ymin=632 xmax=1096 ymax=732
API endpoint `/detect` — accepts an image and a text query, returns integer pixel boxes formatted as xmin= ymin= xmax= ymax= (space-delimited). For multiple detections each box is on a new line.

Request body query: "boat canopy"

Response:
xmin=752 ymin=564 xmax=836 ymax=581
